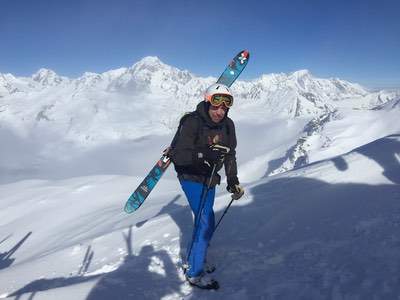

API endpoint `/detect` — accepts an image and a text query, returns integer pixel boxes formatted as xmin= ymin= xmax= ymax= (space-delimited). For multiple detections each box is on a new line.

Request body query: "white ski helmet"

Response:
xmin=204 ymin=83 xmax=234 ymax=107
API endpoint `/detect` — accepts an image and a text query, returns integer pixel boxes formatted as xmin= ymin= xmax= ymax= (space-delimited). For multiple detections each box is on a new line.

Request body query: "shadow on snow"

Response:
xmin=8 ymin=226 xmax=183 ymax=300
xmin=0 ymin=232 xmax=32 ymax=271
xmin=135 ymin=194 xmax=193 ymax=264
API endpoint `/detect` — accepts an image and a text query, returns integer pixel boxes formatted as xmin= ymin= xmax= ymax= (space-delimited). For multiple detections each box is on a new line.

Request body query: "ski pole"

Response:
xmin=214 ymin=197 xmax=235 ymax=233
xmin=184 ymin=164 xmax=216 ymax=272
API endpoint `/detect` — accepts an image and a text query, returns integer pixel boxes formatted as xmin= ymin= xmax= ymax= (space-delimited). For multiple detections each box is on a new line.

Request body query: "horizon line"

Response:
xmin=1 ymin=56 xmax=399 ymax=91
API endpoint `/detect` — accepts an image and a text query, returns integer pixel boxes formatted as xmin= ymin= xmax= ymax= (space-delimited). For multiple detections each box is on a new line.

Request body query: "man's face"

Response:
xmin=208 ymin=104 xmax=228 ymax=123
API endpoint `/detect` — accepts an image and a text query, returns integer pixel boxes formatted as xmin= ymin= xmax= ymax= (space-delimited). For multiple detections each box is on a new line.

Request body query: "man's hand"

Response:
xmin=199 ymin=144 xmax=230 ymax=165
xmin=163 ymin=146 xmax=172 ymax=157
xmin=227 ymin=176 xmax=244 ymax=200
xmin=227 ymin=184 xmax=244 ymax=200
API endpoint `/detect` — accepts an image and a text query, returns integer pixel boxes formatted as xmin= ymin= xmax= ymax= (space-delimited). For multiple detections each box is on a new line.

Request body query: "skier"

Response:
xmin=169 ymin=83 xmax=244 ymax=290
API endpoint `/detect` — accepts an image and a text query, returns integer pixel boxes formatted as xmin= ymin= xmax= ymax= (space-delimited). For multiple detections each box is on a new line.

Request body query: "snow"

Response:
xmin=0 ymin=57 xmax=400 ymax=299
xmin=0 ymin=134 xmax=399 ymax=299
xmin=308 ymin=108 xmax=400 ymax=163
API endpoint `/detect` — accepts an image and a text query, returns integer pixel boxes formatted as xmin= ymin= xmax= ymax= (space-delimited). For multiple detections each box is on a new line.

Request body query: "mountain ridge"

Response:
xmin=0 ymin=56 xmax=399 ymax=146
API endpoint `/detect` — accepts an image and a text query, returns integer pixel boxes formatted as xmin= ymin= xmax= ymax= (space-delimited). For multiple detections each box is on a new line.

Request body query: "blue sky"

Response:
xmin=1 ymin=0 xmax=399 ymax=88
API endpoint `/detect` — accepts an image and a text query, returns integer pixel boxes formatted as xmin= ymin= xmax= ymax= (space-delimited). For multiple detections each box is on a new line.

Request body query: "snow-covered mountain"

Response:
xmin=1 ymin=57 xmax=398 ymax=145
xmin=31 ymin=69 xmax=69 ymax=87
xmin=233 ymin=70 xmax=399 ymax=118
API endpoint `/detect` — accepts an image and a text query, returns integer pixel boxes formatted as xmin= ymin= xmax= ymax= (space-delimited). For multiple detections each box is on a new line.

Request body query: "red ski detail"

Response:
xmin=163 ymin=160 xmax=171 ymax=169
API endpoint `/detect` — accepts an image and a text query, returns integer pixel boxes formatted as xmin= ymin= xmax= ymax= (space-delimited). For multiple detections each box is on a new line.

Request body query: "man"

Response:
xmin=169 ymin=83 xmax=244 ymax=290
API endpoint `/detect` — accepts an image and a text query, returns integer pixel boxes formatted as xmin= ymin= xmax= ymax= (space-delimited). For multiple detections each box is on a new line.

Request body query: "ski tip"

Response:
xmin=239 ymin=50 xmax=250 ymax=59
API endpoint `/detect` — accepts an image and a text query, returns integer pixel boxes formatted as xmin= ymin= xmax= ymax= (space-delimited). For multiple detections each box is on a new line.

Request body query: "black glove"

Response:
xmin=201 ymin=144 xmax=230 ymax=165
xmin=163 ymin=146 xmax=171 ymax=157
xmin=227 ymin=176 xmax=244 ymax=200
xmin=227 ymin=176 xmax=239 ymax=192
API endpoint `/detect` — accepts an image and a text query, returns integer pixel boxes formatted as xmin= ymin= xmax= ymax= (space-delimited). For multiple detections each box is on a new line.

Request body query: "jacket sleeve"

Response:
xmin=170 ymin=116 xmax=199 ymax=166
xmin=224 ymin=119 xmax=239 ymax=184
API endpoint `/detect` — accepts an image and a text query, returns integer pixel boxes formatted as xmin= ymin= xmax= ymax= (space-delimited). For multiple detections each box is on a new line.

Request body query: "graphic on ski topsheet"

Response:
xmin=217 ymin=50 xmax=250 ymax=87
xmin=124 ymin=155 xmax=171 ymax=213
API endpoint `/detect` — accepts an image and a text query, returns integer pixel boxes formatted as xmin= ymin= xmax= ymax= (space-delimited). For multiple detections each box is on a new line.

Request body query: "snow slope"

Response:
xmin=0 ymin=134 xmax=399 ymax=299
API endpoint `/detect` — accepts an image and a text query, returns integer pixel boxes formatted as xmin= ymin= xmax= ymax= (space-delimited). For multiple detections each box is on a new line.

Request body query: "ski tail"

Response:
xmin=124 ymin=155 xmax=171 ymax=214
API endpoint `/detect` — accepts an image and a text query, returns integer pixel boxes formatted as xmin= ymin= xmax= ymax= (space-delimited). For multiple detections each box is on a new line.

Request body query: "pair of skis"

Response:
xmin=124 ymin=50 xmax=250 ymax=214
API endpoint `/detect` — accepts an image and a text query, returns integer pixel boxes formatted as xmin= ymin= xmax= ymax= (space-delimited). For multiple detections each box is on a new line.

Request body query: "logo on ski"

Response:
xmin=239 ymin=51 xmax=249 ymax=64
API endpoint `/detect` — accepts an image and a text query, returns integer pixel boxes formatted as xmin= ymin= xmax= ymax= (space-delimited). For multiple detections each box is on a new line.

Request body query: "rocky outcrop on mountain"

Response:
xmin=268 ymin=111 xmax=341 ymax=176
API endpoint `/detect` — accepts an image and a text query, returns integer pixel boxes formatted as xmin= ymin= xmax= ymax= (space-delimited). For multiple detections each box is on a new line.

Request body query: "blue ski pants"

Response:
xmin=180 ymin=179 xmax=215 ymax=277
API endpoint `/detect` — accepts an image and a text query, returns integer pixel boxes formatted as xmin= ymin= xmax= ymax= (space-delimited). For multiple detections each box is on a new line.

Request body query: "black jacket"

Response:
xmin=170 ymin=101 xmax=239 ymax=187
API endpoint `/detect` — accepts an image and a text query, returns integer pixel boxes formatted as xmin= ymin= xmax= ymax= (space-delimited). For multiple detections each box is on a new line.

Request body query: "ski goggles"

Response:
xmin=209 ymin=94 xmax=234 ymax=108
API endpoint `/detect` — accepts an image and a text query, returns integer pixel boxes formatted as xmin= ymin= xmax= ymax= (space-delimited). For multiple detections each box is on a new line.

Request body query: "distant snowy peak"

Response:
xmin=32 ymin=68 xmax=68 ymax=86
xmin=0 ymin=73 xmax=18 ymax=96
xmin=129 ymin=56 xmax=194 ymax=85
xmin=290 ymin=69 xmax=312 ymax=79
xmin=373 ymin=92 xmax=400 ymax=111
xmin=74 ymin=72 xmax=104 ymax=89
xmin=0 ymin=73 xmax=35 ymax=96
xmin=130 ymin=56 xmax=166 ymax=72
xmin=246 ymin=70 xmax=366 ymax=98
xmin=101 ymin=68 xmax=127 ymax=80
xmin=1 ymin=57 xmax=398 ymax=120
xmin=108 ymin=56 xmax=194 ymax=93
xmin=232 ymin=69 xmax=387 ymax=118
